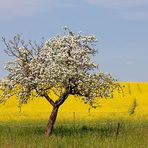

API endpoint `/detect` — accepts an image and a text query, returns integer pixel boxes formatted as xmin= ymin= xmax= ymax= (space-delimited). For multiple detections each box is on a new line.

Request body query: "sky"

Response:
xmin=0 ymin=0 xmax=148 ymax=81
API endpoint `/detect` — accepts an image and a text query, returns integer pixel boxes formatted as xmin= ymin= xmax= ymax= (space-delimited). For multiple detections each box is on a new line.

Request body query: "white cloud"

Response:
xmin=84 ymin=0 xmax=148 ymax=7
xmin=126 ymin=60 xmax=134 ymax=65
xmin=0 ymin=0 xmax=81 ymax=20
xmin=0 ymin=0 xmax=52 ymax=18
xmin=83 ymin=0 xmax=148 ymax=20
xmin=120 ymin=11 xmax=148 ymax=20
xmin=0 ymin=0 xmax=148 ymax=21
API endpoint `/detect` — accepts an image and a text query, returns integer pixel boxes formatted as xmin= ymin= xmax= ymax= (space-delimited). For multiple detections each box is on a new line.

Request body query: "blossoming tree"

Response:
xmin=0 ymin=28 xmax=119 ymax=136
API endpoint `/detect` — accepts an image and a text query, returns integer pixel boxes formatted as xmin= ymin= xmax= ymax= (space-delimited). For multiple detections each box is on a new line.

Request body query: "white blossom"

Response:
xmin=0 ymin=28 xmax=119 ymax=107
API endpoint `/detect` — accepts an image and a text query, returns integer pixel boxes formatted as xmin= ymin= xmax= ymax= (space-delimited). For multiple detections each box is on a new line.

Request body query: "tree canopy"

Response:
xmin=0 ymin=27 xmax=119 ymax=136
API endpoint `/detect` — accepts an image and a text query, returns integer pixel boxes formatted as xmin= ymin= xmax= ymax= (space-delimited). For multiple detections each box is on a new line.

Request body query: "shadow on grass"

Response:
xmin=53 ymin=125 xmax=115 ymax=138
xmin=0 ymin=124 xmax=116 ymax=138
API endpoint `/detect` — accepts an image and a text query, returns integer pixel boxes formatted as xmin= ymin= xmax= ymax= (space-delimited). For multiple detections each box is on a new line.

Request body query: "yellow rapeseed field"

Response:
xmin=0 ymin=82 xmax=148 ymax=121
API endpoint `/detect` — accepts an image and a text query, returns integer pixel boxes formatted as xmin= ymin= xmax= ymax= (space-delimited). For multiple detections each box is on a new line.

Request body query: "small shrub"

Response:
xmin=128 ymin=98 xmax=137 ymax=115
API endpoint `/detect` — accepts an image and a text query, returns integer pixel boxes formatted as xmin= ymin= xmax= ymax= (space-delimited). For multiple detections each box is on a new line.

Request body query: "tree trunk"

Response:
xmin=45 ymin=105 xmax=59 ymax=137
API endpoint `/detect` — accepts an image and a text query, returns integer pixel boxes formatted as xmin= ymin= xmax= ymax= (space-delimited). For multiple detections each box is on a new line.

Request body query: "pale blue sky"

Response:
xmin=0 ymin=0 xmax=148 ymax=81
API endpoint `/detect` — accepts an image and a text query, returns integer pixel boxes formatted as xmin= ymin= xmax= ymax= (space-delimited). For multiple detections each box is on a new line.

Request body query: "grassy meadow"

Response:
xmin=0 ymin=82 xmax=148 ymax=147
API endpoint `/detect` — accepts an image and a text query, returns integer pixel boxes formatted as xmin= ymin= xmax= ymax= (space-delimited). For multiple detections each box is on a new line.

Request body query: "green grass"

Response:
xmin=0 ymin=119 xmax=147 ymax=148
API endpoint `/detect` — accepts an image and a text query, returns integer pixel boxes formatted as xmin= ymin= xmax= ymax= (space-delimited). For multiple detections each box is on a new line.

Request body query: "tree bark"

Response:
xmin=44 ymin=88 xmax=70 ymax=137
xmin=45 ymin=105 xmax=59 ymax=137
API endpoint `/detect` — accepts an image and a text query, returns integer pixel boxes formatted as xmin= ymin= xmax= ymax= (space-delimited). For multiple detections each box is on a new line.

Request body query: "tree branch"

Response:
xmin=55 ymin=89 xmax=70 ymax=106
xmin=43 ymin=93 xmax=55 ymax=107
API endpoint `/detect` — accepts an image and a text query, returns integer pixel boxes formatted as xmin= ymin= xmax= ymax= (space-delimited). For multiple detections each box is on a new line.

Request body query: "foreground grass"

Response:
xmin=0 ymin=119 xmax=147 ymax=148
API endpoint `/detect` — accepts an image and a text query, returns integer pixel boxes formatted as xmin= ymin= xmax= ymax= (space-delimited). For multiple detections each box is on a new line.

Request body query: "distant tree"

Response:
xmin=0 ymin=28 xmax=119 ymax=137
